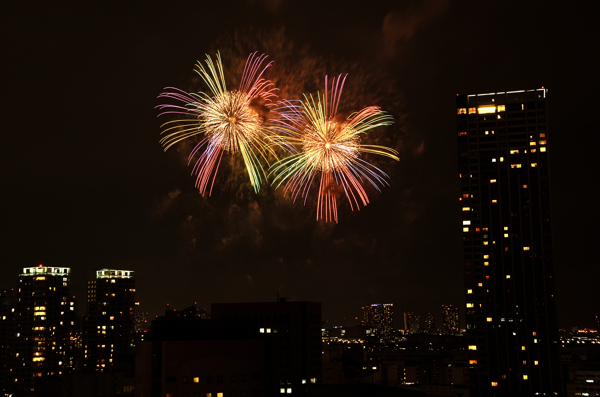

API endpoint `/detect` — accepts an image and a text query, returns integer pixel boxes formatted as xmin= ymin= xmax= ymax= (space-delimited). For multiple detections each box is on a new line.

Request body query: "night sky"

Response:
xmin=2 ymin=0 xmax=598 ymax=329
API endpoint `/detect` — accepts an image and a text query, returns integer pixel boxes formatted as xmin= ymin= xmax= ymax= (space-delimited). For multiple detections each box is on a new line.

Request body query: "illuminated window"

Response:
xmin=502 ymin=375 xmax=507 ymax=379
xmin=484 ymin=262 xmax=489 ymax=266
xmin=492 ymin=199 xmax=497 ymax=203
xmin=463 ymin=227 xmax=469 ymax=232
xmin=510 ymin=150 xmax=519 ymax=154
xmin=531 ymin=163 xmax=537 ymax=167
xmin=467 ymin=289 xmax=473 ymax=294
xmin=491 ymin=382 xmax=498 ymax=387
xmin=478 ymin=283 xmax=483 ymax=287
xmin=468 ymin=345 xmax=477 ymax=350
xmin=217 ymin=393 xmax=224 ymax=397
xmin=534 ymin=339 xmax=537 ymax=343
xmin=478 ymin=106 xmax=496 ymax=114
xmin=483 ymin=241 xmax=488 ymax=245
xmin=511 ymin=164 xmax=522 ymax=168
xmin=506 ymin=275 xmax=511 ymax=279
xmin=504 ymin=233 xmax=509 ymax=238
xmin=487 ymin=317 xmax=493 ymax=322
xmin=259 ymin=328 xmax=265 ymax=333
xmin=287 ymin=388 xmax=292 ymax=394
xmin=468 ymin=107 xmax=477 ymax=114
xmin=521 ymin=346 xmax=526 ymax=350
xmin=462 ymin=207 xmax=470 ymax=211
xmin=530 ymin=141 xmax=537 ymax=146
xmin=457 ymin=108 xmax=467 ymax=115
xmin=532 ymin=332 xmax=536 ymax=336
xmin=490 ymin=179 xmax=497 ymax=183
xmin=463 ymin=220 xmax=471 ymax=225
xmin=539 ymin=133 xmax=545 ymax=137
xmin=483 ymin=254 xmax=489 ymax=259
xmin=523 ymin=375 xmax=528 ymax=380
xmin=486 ymin=275 xmax=490 ymax=279
xmin=523 ymin=360 xmax=527 ymax=364
xmin=497 ymin=105 xmax=505 ymax=112
xmin=540 ymin=147 xmax=547 ymax=152
xmin=193 ymin=377 xmax=200 ymax=383
xmin=523 ymin=184 xmax=528 ymax=188
xmin=531 ymin=148 xmax=537 ymax=153
xmin=466 ymin=303 xmax=474 ymax=308
xmin=539 ymin=140 xmax=547 ymax=145
xmin=469 ymin=360 xmax=478 ymax=364
xmin=500 ymin=157 xmax=504 ymax=162
xmin=534 ymin=360 xmax=539 ymax=365
xmin=523 ymin=247 xmax=530 ymax=251
xmin=458 ymin=131 xmax=467 ymax=136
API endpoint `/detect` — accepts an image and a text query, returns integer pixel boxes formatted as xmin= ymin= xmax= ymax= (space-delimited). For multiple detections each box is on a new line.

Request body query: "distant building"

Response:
xmin=82 ymin=268 xmax=136 ymax=372
xmin=441 ymin=305 xmax=459 ymax=335
xmin=403 ymin=312 xmax=420 ymax=335
xmin=212 ymin=301 xmax=322 ymax=396
xmin=424 ymin=313 xmax=435 ymax=334
xmin=457 ymin=88 xmax=561 ymax=396
xmin=0 ymin=264 xmax=78 ymax=395
xmin=362 ymin=303 xmax=394 ymax=341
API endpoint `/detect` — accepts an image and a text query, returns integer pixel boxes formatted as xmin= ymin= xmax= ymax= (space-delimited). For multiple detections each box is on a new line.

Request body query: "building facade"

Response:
xmin=442 ymin=305 xmax=459 ymax=335
xmin=403 ymin=311 xmax=420 ymax=335
xmin=1 ymin=265 xmax=78 ymax=395
xmin=424 ymin=313 xmax=435 ymax=334
xmin=456 ymin=88 xmax=561 ymax=396
xmin=83 ymin=268 xmax=136 ymax=372
xmin=362 ymin=303 xmax=394 ymax=341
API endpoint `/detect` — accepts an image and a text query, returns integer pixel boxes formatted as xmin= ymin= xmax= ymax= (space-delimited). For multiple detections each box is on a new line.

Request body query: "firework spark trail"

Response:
xmin=270 ymin=74 xmax=398 ymax=222
xmin=156 ymin=52 xmax=290 ymax=195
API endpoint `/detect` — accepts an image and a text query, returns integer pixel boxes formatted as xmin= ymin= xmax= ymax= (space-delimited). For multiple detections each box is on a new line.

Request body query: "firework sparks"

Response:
xmin=270 ymin=74 xmax=398 ymax=222
xmin=157 ymin=52 xmax=288 ymax=195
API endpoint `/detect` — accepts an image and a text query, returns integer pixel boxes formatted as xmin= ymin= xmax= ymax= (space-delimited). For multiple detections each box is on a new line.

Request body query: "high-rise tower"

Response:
xmin=442 ymin=304 xmax=459 ymax=335
xmin=83 ymin=268 xmax=136 ymax=372
xmin=362 ymin=303 xmax=394 ymax=341
xmin=1 ymin=265 xmax=78 ymax=395
xmin=456 ymin=88 xmax=561 ymax=396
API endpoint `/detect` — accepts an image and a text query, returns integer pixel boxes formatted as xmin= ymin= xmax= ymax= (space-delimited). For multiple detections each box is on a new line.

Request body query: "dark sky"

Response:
xmin=2 ymin=0 xmax=598 ymax=329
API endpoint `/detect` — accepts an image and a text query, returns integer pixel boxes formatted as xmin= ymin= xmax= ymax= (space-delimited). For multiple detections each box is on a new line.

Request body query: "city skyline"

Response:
xmin=1 ymin=0 xmax=599 ymax=332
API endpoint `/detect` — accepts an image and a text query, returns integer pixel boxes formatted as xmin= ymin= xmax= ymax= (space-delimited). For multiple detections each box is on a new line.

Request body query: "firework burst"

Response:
xmin=157 ymin=52 xmax=288 ymax=195
xmin=270 ymin=74 xmax=398 ymax=222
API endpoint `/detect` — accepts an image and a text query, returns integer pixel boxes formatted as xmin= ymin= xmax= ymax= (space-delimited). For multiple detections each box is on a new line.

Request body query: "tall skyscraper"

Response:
xmin=1 ymin=265 xmax=78 ymax=395
xmin=362 ymin=303 xmax=394 ymax=341
xmin=442 ymin=304 xmax=459 ymax=335
xmin=83 ymin=268 xmax=136 ymax=372
xmin=456 ymin=88 xmax=561 ymax=396
xmin=403 ymin=311 xmax=420 ymax=335
xmin=425 ymin=312 xmax=435 ymax=334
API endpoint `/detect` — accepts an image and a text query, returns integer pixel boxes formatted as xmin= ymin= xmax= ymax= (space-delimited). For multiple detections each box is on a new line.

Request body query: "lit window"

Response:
xmin=280 ymin=389 xmax=285 ymax=394
xmin=523 ymin=185 xmax=528 ymax=188
xmin=510 ymin=164 xmax=522 ymax=168
xmin=540 ymin=147 xmax=546 ymax=152
xmin=478 ymin=283 xmax=483 ymax=287
xmin=510 ymin=150 xmax=519 ymax=154
xmin=532 ymin=332 xmax=536 ymax=336
xmin=259 ymin=328 xmax=265 ymax=333
xmin=484 ymin=262 xmax=489 ymax=266
xmin=463 ymin=227 xmax=469 ymax=232
xmin=217 ymin=393 xmax=224 ymax=397
xmin=457 ymin=108 xmax=467 ymax=115
xmin=462 ymin=207 xmax=470 ymax=211
xmin=478 ymin=106 xmax=496 ymax=114
xmin=466 ymin=303 xmax=474 ymax=308
xmin=483 ymin=241 xmax=488 ymax=245
xmin=287 ymin=388 xmax=292 ymax=394
xmin=506 ymin=275 xmax=511 ymax=279
xmin=531 ymin=148 xmax=537 ymax=153
xmin=499 ymin=157 xmax=504 ymax=162
xmin=531 ymin=163 xmax=537 ymax=167
xmin=458 ymin=131 xmax=467 ymax=136
xmin=490 ymin=179 xmax=496 ymax=183
xmin=530 ymin=141 xmax=537 ymax=146
xmin=193 ymin=377 xmax=199 ymax=383
xmin=523 ymin=360 xmax=527 ymax=364
xmin=467 ymin=289 xmax=473 ymax=294
xmin=539 ymin=140 xmax=547 ymax=145
xmin=534 ymin=361 xmax=538 ymax=365
xmin=487 ymin=317 xmax=492 ymax=322
xmin=504 ymin=233 xmax=509 ymax=238
xmin=534 ymin=339 xmax=537 ymax=343
xmin=523 ymin=247 xmax=530 ymax=251
xmin=469 ymin=360 xmax=478 ymax=364
xmin=523 ymin=375 xmax=528 ymax=380
xmin=468 ymin=345 xmax=477 ymax=350
xmin=492 ymin=158 xmax=496 ymax=162
xmin=483 ymin=254 xmax=489 ymax=259
xmin=539 ymin=133 xmax=545 ymax=137
xmin=463 ymin=220 xmax=471 ymax=225
xmin=497 ymin=105 xmax=505 ymax=112
xmin=491 ymin=382 xmax=498 ymax=387
xmin=492 ymin=199 xmax=497 ymax=203
xmin=521 ymin=346 xmax=526 ymax=350
xmin=468 ymin=107 xmax=477 ymax=114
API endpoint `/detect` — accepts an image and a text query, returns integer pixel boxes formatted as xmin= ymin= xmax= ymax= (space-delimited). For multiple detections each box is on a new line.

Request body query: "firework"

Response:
xmin=157 ymin=52 xmax=287 ymax=195
xmin=270 ymin=74 xmax=398 ymax=222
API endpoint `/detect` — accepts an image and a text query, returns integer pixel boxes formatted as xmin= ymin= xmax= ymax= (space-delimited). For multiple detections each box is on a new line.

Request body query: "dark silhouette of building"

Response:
xmin=0 ymin=264 xmax=78 ymax=395
xmin=441 ymin=305 xmax=459 ymax=335
xmin=83 ymin=268 xmax=136 ymax=372
xmin=457 ymin=88 xmax=561 ymax=396
xmin=362 ymin=303 xmax=394 ymax=341
xmin=212 ymin=300 xmax=322 ymax=396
